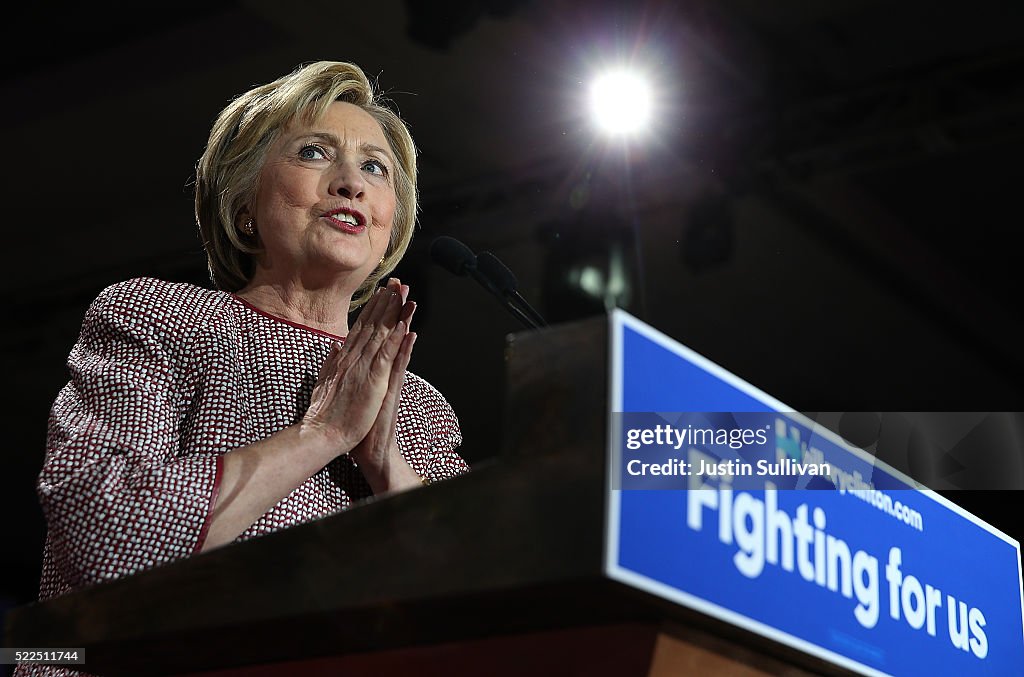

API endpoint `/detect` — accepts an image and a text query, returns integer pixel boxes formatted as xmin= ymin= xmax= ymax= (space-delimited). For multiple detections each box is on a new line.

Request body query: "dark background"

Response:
xmin=2 ymin=0 xmax=1022 ymax=633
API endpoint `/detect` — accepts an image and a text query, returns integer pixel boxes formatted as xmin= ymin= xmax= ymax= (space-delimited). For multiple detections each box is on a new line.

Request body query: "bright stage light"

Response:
xmin=589 ymin=68 xmax=653 ymax=136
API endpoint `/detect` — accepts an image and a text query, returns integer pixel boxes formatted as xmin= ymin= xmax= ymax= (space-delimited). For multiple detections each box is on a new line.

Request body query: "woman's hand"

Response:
xmin=302 ymin=278 xmax=416 ymax=455
xmin=349 ymin=284 xmax=423 ymax=493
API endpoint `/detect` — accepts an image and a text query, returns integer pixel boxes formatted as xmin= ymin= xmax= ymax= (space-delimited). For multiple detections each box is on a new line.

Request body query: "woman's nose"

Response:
xmin=329 ymin=163 xmax=366 ymax=199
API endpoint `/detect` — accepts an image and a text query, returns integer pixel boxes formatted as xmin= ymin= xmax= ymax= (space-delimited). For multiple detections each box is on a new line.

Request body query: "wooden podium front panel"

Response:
xmin=182 ymin=622 xmax=817 ymax=677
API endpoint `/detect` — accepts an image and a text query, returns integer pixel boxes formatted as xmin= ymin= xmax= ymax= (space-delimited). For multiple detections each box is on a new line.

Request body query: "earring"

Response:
xmin=242 ymin=220 xmax=255 ymax=236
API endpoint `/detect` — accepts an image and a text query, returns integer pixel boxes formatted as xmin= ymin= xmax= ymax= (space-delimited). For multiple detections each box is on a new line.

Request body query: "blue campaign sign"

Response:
xmin=604 ymin=309 xmax=1024 ymax=676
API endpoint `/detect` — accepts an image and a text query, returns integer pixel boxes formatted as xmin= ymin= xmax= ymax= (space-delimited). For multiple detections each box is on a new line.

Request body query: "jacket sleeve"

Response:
xmin=398 ymin=373 xmax=470 ymax=483
xmin=37 ymin=283 xmax=222 ymax=589
xmin=424 ymin=393 xmax=469 ymax=483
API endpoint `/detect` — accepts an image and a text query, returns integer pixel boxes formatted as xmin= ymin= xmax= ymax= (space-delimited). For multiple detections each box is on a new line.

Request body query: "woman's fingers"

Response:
xmin=395 ymin=332 xmax=416 ymax=384
xmin=344 ymin=279 xmax=404 ymax=359
xmin=400 ymin=300 xmax=416 ymax=330
xmin=343 ymin=286 xmax=389 ymax=357
xmin=371 ymin=318 xmax=407 ymax=376
xmin=388 ymin=331 xmax=415 ymax=395
xmin=377 ymin=331 xmax=417 ymax=439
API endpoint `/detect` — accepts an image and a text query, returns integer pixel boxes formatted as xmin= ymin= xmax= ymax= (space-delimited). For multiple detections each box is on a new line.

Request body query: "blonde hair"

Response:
xmin=195 ymin=61 xmax=418 ymax=309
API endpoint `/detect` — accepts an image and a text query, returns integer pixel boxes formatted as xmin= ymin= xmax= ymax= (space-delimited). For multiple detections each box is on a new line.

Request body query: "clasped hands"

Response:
xmin=304 ymin=277 xmax=421 ymax=491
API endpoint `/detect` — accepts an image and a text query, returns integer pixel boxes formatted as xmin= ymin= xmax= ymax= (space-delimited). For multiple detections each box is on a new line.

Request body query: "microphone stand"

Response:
xmin=467 ymin=263 xmax=543 ymax=331
xmin=476 ymin=251 xmax=548 ymax=329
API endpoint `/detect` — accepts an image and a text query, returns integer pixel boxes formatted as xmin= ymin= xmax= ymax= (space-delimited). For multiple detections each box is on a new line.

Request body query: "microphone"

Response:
xmin=429 ymin=236 xmax=544 ymax=331
xmin=476 ymin=251 xmax=548 ymax=328
xmin=429 ymin=235 xmax=477 ymax=278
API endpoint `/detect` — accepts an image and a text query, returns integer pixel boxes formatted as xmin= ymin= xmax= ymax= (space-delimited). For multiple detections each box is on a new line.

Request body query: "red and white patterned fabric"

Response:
xmin=16 ymin=277 xmax=468 ymax=677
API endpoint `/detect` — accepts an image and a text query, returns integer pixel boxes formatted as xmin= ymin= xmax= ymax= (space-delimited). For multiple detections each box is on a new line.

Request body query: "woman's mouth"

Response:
xmin=323 ymin=208 xmax=367 ymax=234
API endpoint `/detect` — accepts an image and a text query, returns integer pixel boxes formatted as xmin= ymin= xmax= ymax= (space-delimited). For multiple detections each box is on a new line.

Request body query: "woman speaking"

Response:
xmin=23 ymin=60 xmax=469 ymax=659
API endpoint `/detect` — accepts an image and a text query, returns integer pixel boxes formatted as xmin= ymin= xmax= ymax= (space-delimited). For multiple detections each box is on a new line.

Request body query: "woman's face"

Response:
xmin=250 ymin=101 xmax=396 ymax=291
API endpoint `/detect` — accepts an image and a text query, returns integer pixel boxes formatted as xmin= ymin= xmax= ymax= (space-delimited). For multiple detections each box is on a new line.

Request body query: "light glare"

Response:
xmin=589 ymin=69 xmax=652 ymax=136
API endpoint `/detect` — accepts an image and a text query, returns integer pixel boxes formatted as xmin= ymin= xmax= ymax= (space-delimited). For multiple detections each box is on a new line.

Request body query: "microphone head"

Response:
xmin=430 ymin=236 xmax=477 ymax=277
xmin=476 ymin=251 xmax=518 ymax=293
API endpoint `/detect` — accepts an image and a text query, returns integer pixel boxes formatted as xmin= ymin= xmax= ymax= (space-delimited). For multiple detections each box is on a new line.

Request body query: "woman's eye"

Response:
xmin=363 ymin=159 xmax=389 ymax=177
xmin=298 ymin=144 xmax=328 ymax=161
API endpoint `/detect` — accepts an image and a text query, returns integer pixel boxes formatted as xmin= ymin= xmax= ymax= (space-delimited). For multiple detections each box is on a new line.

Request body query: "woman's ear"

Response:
xmin=236 ymin=208 xmax=254 ymax=236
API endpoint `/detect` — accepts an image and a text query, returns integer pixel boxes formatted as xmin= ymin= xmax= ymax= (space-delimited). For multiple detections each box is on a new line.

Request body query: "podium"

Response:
xmin=5 ymin=312 xmax=1022 ymax=676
